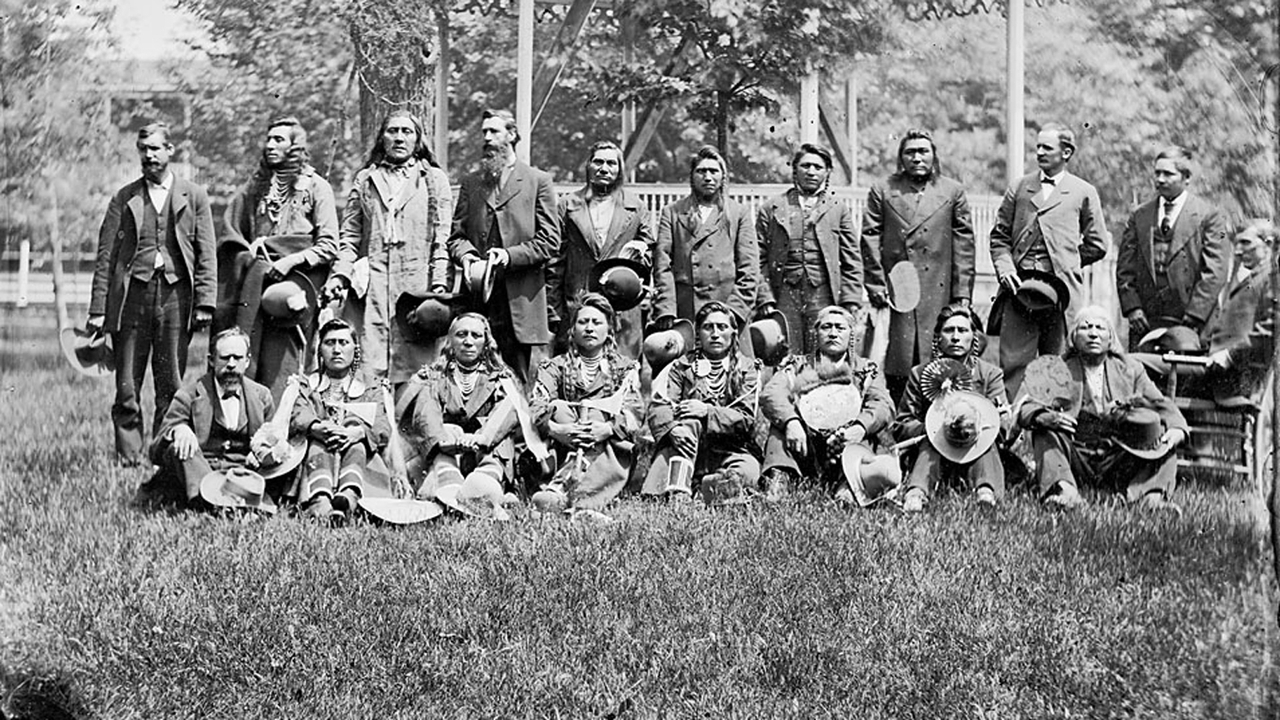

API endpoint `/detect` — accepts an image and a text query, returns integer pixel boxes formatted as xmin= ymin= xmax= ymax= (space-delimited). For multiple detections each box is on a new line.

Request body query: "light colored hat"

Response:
xmin=248 ymin=425 xmax=306 ymax=480
xmin=199 ymin=467 xmax=277 ymax=514
xmin=642 ymin=319 xmax=695 ymax=372
xmin=60 ymin=327 xmax=114 ymax=378
xmin=435 ymin=476 xmax=511 ymax=521
xmin=748 ymin=308 xmax=790 ymax=366
xmin=358 ymin=497 xmax=444 ymax=525
xmin=840 ymin=444 xmax=902 ymax=507
xmin=925 ymin=390 xmax=1001 ymax=464
xmin=796 ymin=384 xmax=864 ymax=432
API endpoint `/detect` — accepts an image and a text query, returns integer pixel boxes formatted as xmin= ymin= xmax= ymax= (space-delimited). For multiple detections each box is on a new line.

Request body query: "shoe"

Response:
xmin=833 ymin=485 xmax=856 ymax=506
xmin=975 ymin=486 xmax=996 ymax=507
xmin=304 ymin=495 xmax=334 ymax=522
xmin=1138 ymin=491 xmax=1182 ymax=517
xmin=331 ymin=489 xmax=359 ymax=514
xmin=902 ymin=488 xmax=925 ymax=514
xmin=1043 ymin=482 xmax=1086 ymax=511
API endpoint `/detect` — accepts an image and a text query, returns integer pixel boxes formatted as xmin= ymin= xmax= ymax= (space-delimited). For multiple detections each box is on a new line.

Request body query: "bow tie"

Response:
xmin=1041 ymin=176 xmax=1056 ymax=186
xmin=221 ymin=388 xmax=241 ymax=400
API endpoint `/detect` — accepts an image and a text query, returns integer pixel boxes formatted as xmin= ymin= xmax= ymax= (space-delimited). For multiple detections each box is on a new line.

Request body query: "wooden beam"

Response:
xmin=818 ymin=99 xmax=854 ymax=182
xmin=799 ymin=69 xmax=820 ymax=145
xmin=516 ymin=0 xmax=535 ymax=163
xmin=1006 ymin=0 xmax=1025 ymax=185
xmin=622 ymin=31 xmax=698 ymax=172
xmin=531 ymin=0 xmax=598 ymax=130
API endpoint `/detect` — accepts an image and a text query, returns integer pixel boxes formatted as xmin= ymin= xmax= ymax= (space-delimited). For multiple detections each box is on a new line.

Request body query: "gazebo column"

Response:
xmin=1006 ymin=0 xmax=1025 ymax=184
xmin=516 ymin=0 xmax=535 ymax=163
xmin=799 ymin=67 xmax=820 ymax=145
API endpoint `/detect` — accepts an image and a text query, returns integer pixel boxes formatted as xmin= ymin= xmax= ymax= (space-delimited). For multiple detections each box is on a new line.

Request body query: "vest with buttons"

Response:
xmin=133 ymin=189 xmax=181 ymax=284
xmin=782 ymin=211 xmax=826 ymax=287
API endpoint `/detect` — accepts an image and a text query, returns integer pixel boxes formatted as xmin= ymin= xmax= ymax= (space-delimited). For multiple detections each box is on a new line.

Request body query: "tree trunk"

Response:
xmin=348 ymin=2 xmax=439 ymax=150
xmin=715 ymin=88 xmax=729 ymax=158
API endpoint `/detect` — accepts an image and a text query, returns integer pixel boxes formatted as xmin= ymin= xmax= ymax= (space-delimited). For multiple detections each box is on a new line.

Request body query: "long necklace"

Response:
xmin=577 ymin=353 xmax=603 ymax=386
xmin=704 ymin=357 xmax=728 ymax=400
xmin=455 ymin=363 xmax=480 ymax=401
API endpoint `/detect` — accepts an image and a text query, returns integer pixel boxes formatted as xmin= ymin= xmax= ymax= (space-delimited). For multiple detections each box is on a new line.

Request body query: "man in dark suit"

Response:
xmin=547 ymin=140 xmax=653 ymax=358
xmin=860 ymin=129 xmax=975 ymax=398
xmin=755 ymin=143 xmax=862 ymax=357
xmin=449 ymin=108 xmax=561 ymax=384
xmin=145 ymin=328 xmax=275 ymax=505
xmin=652 ymin=145 xmax=759 ymax=328
xmin=989 ymin=122 xmax=1109 ymax=400
xmin=88 ymin=122 xmax=217 ymax=466
xmin=1116 ymin=145 xmax=1229 ymax=347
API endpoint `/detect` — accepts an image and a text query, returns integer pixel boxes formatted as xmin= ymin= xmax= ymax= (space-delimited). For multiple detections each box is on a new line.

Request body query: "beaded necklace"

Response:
xmin=704 ymin=357 xmax=729 ymax=401
xmin=454 ymin=362 xmax=481 ymax=401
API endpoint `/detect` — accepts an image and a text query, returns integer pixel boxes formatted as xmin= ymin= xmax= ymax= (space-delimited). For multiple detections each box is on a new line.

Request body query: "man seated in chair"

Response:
xmin=1018 ymin=306 xmax=1187 ymax=512
xmin=642 ymin=301 xmax=762 ymax=503
xmin=758 ymin=305 xmax=894 ymax=503
xmin=142 ymin=328 xmax=276 ymax=507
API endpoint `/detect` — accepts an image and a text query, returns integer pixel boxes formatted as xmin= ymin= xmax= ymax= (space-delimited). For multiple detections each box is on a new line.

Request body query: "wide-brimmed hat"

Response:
xmin=435 ymin=476 xmax=511 ymax=521
xmin=358 ymin=496 xmax=444 ymax=525
xmin=1113 ymin=406 xmax=1177 ymax=459
xmin=1012 ymin=270 xmax=1070 ymax=314
xmin=589 ymin=257 xmax=648 ymax=312
xmin=796 ymin=384 xmax=863 ymax=432
xmin=642 ymin=318 xmax=695 ymax=371
xmin=199 ymin=467 xmax=277 ymax=514
xmin=841 ymin=444 xmax=902 ymax=507
xmin=260 ymin=273 xmax=319 ymax=327
xmin=60 ymin=327 xmax=114 ymax=378
xmin=1137 ymin=325 xmax=1202 ymax=354
xmin=925 ymin=390 xmax=1001 ymax=464
xmin=248 ymin=425 xmax=307 ymax=480
xmin=748 ymin=308 xmax=789 ymax=366
xmin=394 ymin=290 xmax=458 ymax=345
xmin=463 ymin=258 xmax=496 ymax=303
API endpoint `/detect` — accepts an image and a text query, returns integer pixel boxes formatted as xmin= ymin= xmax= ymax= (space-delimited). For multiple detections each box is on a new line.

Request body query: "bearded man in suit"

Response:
xmin=755 ymin=143 xmax=862 ymax=357
xmin=547 ymin=140 xmax=653 ymax=358
xmin=449 ymin=108 xmax=561 ymax=385
xmin=88 ymin=122 xmax=217 ymax=466
xmin=860 ymin=129 xmax=976 ymax=399
xmin=652 ymin=145 xmax=759 ymax=329
xmin=1116 ymin=145 xmax=1228 ymax=347
xmin=989 ymin=122 xmax=1109 ymax=400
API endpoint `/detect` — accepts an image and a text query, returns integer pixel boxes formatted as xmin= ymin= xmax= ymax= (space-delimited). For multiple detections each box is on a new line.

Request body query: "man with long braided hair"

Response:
xmin=288 ymin=319 xmax=391 ymax=524
xmin=219 ymin=115 xmax=341 ymax=400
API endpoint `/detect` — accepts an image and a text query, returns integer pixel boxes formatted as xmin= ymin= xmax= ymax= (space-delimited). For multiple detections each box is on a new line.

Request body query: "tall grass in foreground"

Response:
xmin=1 ymin=368 xmax=1278 ymax=719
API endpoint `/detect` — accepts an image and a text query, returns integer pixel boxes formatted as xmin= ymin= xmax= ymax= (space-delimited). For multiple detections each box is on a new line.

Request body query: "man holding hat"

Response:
xmin=547 ymin=140 xmax=653 ymax=359
xmin=141 ymin=328 xmax=276 ymax=508
xmin=754 ymin=143 xmax=862 ymax=356
xmin=332 ymin=110 xmax=453 ymax=392
xmin=449 ymin=108 xmax=561 ymax=386
xmin=1116 ymin=146 xmax=1228 ymax=348
xmin=894 ymin=304 xmax=1009 ymax=512
xmin=88 ymin=122 xmax=217 ymax=467
xmin=989 ymin=122 xmax=1109 ymax=400
xmin=759 ymin=306 xmax=894 ymax=502
xmin=1017 ymin=307 xmax=1187 ymax=511
xmin=219 ymin=116 xmax=341 ymax=401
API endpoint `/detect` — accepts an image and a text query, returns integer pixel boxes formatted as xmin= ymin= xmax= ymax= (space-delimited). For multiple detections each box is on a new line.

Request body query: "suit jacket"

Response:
xmin=756 ymin=188 xmax=861 ymax=308
xmin=860 ymin=174 xmax=976 ymax=376
xmin=653 ymin=195 xmax=759 ymax=324
xmin=547 ymin=187 xmax=653 ymax=323
xmin=1115 ymin=193 xmax=1228 ymax=324
xmin=989 ymin=171 xmax=1109 ymax=328
xmin=91 ymin=176 xmax=217 ymax=333
xmin=1204 ymin=265 xmax=1276 ymax=370
xmin=448 ymin=161 xmax=562 ymax=344
xmin=1016 ymin=352 xmax=1186 ymax=433
xmin=148 ymin=374 xmax=275 ymax=465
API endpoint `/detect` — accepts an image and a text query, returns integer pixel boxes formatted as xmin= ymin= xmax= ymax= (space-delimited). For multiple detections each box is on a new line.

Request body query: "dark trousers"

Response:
xmin=998 ymin=302 xmax=1065 ymax=402
xmin=1032 ymin=429 xmax=1175 ymax=501
xmin=905 ymin=444 xmax=1006 ymax=499
xmin=111 ymin=278 xmax=189 ymax=465
xmin=487 ymin=286 xmax=547 ymax=388
xmin=775 ymin=276 xmax=835 ymax=356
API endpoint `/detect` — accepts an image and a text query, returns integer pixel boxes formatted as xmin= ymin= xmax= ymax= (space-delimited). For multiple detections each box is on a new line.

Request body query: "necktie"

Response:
xmin=1160 ymin=200 xmax=1174 ymax=236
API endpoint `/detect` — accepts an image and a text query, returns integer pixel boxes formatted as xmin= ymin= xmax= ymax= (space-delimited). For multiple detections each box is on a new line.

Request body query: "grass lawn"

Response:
xmin=2 ymin=366 xmax=1278 ymax=718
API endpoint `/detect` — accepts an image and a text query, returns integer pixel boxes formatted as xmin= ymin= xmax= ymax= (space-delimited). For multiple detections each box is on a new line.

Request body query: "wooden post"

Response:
xmin=16 ymin=239 xmax=29 ymax=308
xmin=1005 ymin=0 xmax=1025 ymax=186
xmin=435 ymin=15 xmax=450 ymax=170
xmin=845 ymin=74 xmax=857 ymax=187
xmin=799 ymin=68 xmax=820 ymax=145
xmin=516 ymin=0 xmax=535 ymax=163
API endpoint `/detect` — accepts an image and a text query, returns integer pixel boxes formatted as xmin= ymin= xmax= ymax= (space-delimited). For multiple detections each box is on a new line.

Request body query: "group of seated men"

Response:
xmin=80 ymin=109 xmax=1275 ymax=523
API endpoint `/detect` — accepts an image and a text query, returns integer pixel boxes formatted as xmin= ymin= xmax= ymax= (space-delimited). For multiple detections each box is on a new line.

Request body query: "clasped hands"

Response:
xmin=308 ymin=421 xmax=364 ymax=453
xmin=549 ymin=419 xmax=613 ymax=449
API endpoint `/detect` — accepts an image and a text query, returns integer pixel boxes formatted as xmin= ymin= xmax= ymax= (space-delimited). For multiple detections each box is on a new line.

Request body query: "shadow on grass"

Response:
xmin=1 ymin=669 xmax=83 ymax=720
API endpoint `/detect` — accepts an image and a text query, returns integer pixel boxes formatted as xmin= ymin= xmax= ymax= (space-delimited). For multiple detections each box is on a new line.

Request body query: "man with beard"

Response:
xmin=142 ymin=328 xmax=276 ymax=507
xmin=547 ymin=140 xmax=653 ymax=358
xmin=755 ymin=144 xmax=862 ymax=356
xmin=860 ymin=129 xmax=976 ymax=399
xmin=219 ymin=116 xmax=341 ymax=401
xmin=332 ymin=110 xmax=453 ymax=389
xmin=449 ymin=108 xmax=561 ymax=385
xmin=989 ymin=122 xmax=1109 ymax=400
xmin=759 ymin=306 xmax=894 ymax=501
xmin=88 ymin=122 xmax=217 ymax=466
xmin=652 ymin=145 xmax=759 ymax=328
xmin=1116 ymin=145 xmax=1228 ymax=347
